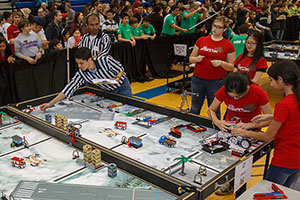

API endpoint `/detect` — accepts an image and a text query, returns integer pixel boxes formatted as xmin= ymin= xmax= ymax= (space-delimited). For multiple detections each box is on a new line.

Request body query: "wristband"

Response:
xmin=49 ymin=102 xmax=53 ymax=108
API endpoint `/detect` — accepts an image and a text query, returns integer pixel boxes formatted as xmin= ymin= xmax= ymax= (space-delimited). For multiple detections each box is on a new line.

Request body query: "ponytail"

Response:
xmin=267 ymin=60 xmax=300 ymax=108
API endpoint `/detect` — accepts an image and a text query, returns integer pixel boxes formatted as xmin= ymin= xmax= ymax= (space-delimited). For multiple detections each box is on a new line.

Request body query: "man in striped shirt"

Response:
xmin=79 ymin=13 xmax=111 ymax=57
xmin=39 ymin=47 xmax=132 ymax=111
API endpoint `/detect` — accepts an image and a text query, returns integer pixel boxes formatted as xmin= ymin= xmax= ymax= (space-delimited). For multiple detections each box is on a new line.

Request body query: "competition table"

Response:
xmin=263 ymin=40 xmax=300 ymax=65
xmin=0 ymin=86 xmax=273 ymax=199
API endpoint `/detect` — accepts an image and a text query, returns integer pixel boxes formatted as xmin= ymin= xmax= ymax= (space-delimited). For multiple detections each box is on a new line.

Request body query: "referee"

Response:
xmin=40 ymin=47 xmax=132 ymax=111
xmin=79 ymin=13 xmax=111 ymax=57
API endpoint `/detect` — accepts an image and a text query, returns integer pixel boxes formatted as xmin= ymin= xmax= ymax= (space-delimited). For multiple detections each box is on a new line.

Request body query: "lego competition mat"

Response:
xmin=0 ymin=114 xmax=175 ymax=199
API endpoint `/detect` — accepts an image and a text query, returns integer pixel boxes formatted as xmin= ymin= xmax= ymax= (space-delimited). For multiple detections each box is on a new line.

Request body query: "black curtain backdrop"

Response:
xmin=0 ymin=28 xmax=298 ymax=106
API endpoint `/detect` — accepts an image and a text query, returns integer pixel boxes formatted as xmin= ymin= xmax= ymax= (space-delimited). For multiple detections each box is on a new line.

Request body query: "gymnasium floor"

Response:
xmin=130 ymin=70 xmax=282 ymax=200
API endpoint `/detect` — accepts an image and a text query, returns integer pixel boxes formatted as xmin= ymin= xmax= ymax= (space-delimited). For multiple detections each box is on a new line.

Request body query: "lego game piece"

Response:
xmin=11 ymin=135 xmax=23 ymax=147
xmin=132 ymin=116 xmax=152 ymax=128
xmin=202 ymin=140 xmax=230 ymax=154
xmin=174 ymin=155 xmax=193 ymax=176
xmin=24 ymin=106 xmax=35 ymax=114
xmin=198 ymin=165 xmax=207 ymax=176
xmin=114 ymin=121 xmax=127 ymax=130
xmin=107 ymin=163 xmax=117 ymax=178
xmin=45 ymin=114 xmax=52 ymax=124
xmin=92 ymin=149 xmax=103 ymax=170
xmin=186 ymin=123 xmax=207 ymax=132
xmin=193 ymin=174 xmax=202 ymax=185
xmin=99 ymin=128 xmax=119 ymax=137
xmin=72 ymin=150 xmax=80 ymax=159
xmin=11 ymin=157 xmax=26 ymax=169
xmin=122 ymin=136 xmax=143 ymax=148
xmin=83 ymin=144 xmax=93 ymax=163
xmin=159 ymin=136 xmax=176 ymax=147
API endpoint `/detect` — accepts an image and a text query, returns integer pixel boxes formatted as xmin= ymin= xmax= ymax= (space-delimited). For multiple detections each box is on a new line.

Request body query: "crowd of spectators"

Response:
xmin=0 ymin=0 xmax=299 ymax=65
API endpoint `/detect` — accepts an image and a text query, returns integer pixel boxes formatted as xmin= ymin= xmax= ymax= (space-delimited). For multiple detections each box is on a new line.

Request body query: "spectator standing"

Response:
xmin=189 ymin=16 xmax=235 ymax=117
xmin=278 ymin=4 xmax=288 ymax=40
xmin=271 ymin=4 xmax=280 ymax=40
xmin=247 ymin=11 xmax=262 ymax=34
xmin=7 ymin=11 xmax=22 ymax=55
xmin=60 ymin=29 xmax=70 ymax=49
xmin=149 ymin=5 xmax=163 ymax=36
xmin=134 ymin=3 xmax=146 ymax=24
xmin=93 ymin=1 xmax=106 ymax=28
xmin=79 ymin=13 xmax=111 ymax=57
xmin=102 ymin=10 xmax=119 ymax=43
xmin=161 ymin=6 xmax=188 ymax=36
xmin=244 ymin=0 xmax=255 ymax=11
xmin=140 ymin=17 xmax=156 ymax=40
xmin=180 ymin=3 xmax=206 ymax=35
xmin=36 ymin=0 xmax=48 ymax=8
xmin=45 ymin=10 xmax=63 ymax=41
xmin=14 ymin=19 xmax=42 ymax=64
xmin=253 ymin=0 xmax=264 ymax=13
xmin=256 ymin=6 xmax=273 ymax=41
xmin=130 ymin=17 xmax=145 ymax=40
xmin=65 ymin=3 xmax=75 ymax=28
xmin=117 ymin=14 xmax=136 ymax=47
xmin=230 ymin=24 xmax=249 ymax=59
xmin=34 ymin=7 xmax=48 ymax=28
xmin=0 ymin=36 xmax=15 ymax=64
xmin=1 ymin=12 xmax=12 ymax=41
xmin=30 ymin=18 xmax=49 ymax=53
xmin=71 ymin=12 xmax=85 ymax=35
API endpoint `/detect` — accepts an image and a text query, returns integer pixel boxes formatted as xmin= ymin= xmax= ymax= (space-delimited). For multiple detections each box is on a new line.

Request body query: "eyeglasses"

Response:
xmin=212 ymin=24 xmax=224 ymax=29
xmin=246 ymin=41 xmax=257 ymax=46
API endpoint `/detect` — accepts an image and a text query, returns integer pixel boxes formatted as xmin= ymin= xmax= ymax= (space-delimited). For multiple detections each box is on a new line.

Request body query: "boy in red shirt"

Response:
xmin=7 ymin=11 xmax=22 ymax=55
xmin=232 ymin=60 xmax=300 ymax=188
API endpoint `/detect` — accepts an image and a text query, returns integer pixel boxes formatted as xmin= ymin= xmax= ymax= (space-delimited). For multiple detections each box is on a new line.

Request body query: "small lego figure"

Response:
xmin=45 ymin=114 xmax=52 ymax=124
xmin=11 ymin=157 xmax=26 ymax=169
xmin=107 ymin=163 xmax=117 ymax=178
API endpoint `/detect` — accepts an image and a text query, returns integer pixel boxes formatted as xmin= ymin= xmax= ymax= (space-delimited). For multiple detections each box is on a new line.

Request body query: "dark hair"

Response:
xmin=143 ymin=16 xmax=151 ymax=22
xmin=225 ymin=72 xmax=251 ymax=94
xmin=3 ymin=12 xmax=11 ymax=21
xmin=65 ymin=2 xmax=71 ymax=8
xmin=120 ymin=13 xmax=129 ymax=19
xmin=72 ymin=27 xmax=81 ymax=34
xmin=0 ymin=36 xmax=13 ymax=59
xmin=236 ymin=32 xmax=264 ymax=68
xmin=268 ymin=60 xmax=300 ymax=108
xmin=74 ymin=12 xmax=82 ymax=24
xmin=107 ymin=9 xmax=114 ymax=15
xmin=74 ymin=47 xmax=92 ymax=61
xmin=51 ymin=39 xmax=61 ymax=48
xmin=170 ymin=5 xmax=179 ymax=12
xmin=153 ymin=5 xmax=162 ymax=13
xmin=53 ymin=10 xmax=60 ymax=18
xmin=138 ymin=4 xmax=144 ymax=8
xmin=238 ymin=24 xmax=249 ymax=34
xmin=262 ymin=5 xmax=269 ymax=11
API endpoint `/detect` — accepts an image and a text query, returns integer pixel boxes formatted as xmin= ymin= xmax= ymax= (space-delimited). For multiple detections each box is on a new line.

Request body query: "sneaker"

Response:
xmin=215 ymin=183 xmax=234 ymax=195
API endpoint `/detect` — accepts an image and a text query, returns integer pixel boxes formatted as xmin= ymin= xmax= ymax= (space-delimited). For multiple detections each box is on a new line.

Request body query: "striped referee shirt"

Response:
xmin=62 ymin=55 xmax=126 ymax=98
xmin=78 ymin=30 xmax=111 ymax=57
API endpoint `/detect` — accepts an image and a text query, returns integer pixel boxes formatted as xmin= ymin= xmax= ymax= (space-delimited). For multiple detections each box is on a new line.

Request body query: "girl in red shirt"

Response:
xmin=233 ymin=32 xmax=268 ymax=83
xmin=208 ymin=72 xmax=272 ymax=132
xmin=189 ymin=16 xmax=235 ymax=117
xmin=0 ymin=36 xmax=15 ymax=64
xmin=232 ymin=60 xmax=300 ymax=187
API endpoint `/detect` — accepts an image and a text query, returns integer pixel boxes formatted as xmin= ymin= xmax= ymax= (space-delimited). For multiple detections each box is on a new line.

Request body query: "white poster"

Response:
xmin=234 ymin=155 xmax=253 ymax=192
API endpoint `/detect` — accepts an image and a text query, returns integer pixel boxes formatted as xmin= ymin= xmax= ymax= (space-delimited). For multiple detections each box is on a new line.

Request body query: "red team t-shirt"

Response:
xmin=215 ymin=84 xmax=269 ymax=123
xmin=194 ymin=36 xmax=235 ymax=80
xmin=234 ymin=54 xmax=268 ymax=79
xmin=7 ymin=24 xmax=20 ymax=55
xmin=272 ymin=94 xmax=300 ymax=169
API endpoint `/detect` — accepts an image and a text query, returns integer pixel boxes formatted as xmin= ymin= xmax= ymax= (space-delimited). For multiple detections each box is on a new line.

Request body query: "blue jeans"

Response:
xmin=112 ymin=77 xmax=133 ymax=97
xmin=266 ymin=164 xmax=300 ymax=187
xmin=190 ymin=75 xmax=224 ymax=118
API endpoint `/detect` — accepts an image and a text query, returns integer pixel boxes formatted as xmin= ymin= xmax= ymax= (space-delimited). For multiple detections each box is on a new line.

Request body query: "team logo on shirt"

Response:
xmin=237 ymin=64 xmax=255 ymax=72
xmin=228 ymin=104 xmax=255 ymax=112
xmin=200 ymin=46 xmax=223 ymax=53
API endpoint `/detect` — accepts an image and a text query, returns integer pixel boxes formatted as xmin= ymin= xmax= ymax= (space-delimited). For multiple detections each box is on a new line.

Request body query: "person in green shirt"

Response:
xmin=117 ymin=14 xmax=136 ymax=47
xmin=180 ymin=3 xmax=207 ymax=34
xmin=130 ymin=17 xmax=146 ymax=40
xmin=230 ymin=24 xmax=249 ymax=59
xmin=161 ymin=5 xmax=188 ymax=36
xmin=140 ymin=16 xmax=156 ymax=40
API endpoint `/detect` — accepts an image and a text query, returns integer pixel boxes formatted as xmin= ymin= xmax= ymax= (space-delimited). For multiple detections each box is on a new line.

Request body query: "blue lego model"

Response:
xmin=122 ymin=136 xmax=143 ymax=148
xmin=107 ymin=163 xmax=117 ymax=178
xmin=159 ymin=136 xmax=176 ymax=147
xmin=11 ymin=135 xmax=23 ymax=147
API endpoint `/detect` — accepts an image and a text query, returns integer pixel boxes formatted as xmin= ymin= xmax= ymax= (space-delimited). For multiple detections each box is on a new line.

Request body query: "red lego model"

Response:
xmin=114 ymin=121 xmax=127 ymax=130
xmin=11 ymin=157 xmax=26 ymax=169
xmin=24 ymin=106 xmax=35 ymax=114
xmin=186 ymin=123 xmax=207 ymax=132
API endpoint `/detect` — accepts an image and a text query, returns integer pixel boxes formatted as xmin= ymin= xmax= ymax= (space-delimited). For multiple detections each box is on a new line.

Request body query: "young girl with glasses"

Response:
xmin=233 ymin=32 xmax=268 ymax=84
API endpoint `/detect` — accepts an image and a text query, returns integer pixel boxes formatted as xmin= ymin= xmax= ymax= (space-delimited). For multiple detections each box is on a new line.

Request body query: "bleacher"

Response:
xmin=12 ymin=0 xmax=93 ymax=11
